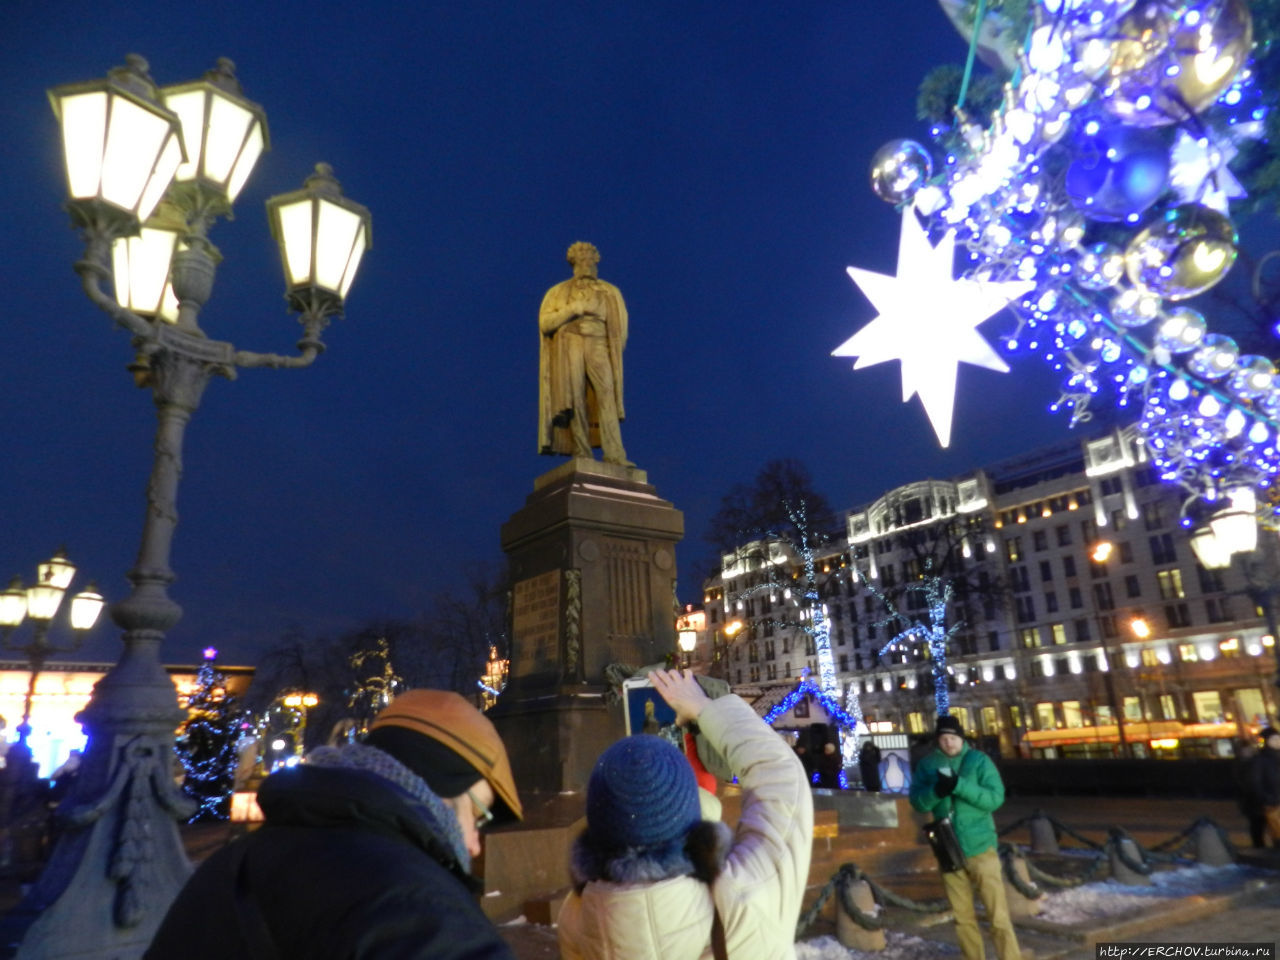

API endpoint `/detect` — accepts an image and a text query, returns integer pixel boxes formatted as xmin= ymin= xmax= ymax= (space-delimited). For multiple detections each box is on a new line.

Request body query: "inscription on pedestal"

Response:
xmin=511 ymin=570 xmax=561 ymax=678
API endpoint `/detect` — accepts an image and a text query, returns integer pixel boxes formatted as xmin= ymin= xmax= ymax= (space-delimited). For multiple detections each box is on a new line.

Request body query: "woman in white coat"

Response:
xmin=557 ymin=669 xmax=813 ymax=960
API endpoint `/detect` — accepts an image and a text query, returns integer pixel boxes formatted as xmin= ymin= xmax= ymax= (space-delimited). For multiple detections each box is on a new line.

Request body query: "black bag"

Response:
xmin=924 ymin=816 xmax=967 ymax=873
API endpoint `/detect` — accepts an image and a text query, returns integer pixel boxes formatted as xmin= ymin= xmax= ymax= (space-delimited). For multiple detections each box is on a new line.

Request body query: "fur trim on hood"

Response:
xmin=571 ymin=819 xmax=733 ymax=888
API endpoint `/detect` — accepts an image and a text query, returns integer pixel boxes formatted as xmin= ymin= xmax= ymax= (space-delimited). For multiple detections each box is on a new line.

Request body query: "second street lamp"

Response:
xmin=1 ymin=56 xmax=371 ymax=960
xmin=0 ymin=551 xmax=105 ymax=747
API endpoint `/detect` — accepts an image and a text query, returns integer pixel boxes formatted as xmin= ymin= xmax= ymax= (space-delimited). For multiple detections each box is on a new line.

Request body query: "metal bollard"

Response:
xmin=836 ymin=878 xmax=886 ymax=952
xmin=1192 ymin=821 xmax=1234 ymax=866
xmin=1028 ymin=813 xmax=1058 ymax=855
xmin=1003 ymin=854 xmax=1042 ymax=918
xmin=1109 ymin=836 xmax=1153 ymax=885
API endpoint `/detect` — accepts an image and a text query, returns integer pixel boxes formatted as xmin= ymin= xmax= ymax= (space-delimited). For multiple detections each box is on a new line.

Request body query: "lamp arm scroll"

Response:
xmin=232 ymin=313 xmax=330 ymax=370
xmin=74 ymin=239 xmax=152 ymax=340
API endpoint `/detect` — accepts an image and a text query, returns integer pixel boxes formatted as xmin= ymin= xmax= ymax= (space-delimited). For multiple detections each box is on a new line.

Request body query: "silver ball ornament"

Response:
xmin=1075 ymin=242 xmax=1126 ymax=290
xmin=1154 ymin=307 xmax=1206 ymax=354
xmin=869 ymin=139 xmax=933 ymax=205
xmin=1186 ymin=333 xmax=1239 ymax=380
xmin=1125 ymin=203 xmax=1238 ymax=301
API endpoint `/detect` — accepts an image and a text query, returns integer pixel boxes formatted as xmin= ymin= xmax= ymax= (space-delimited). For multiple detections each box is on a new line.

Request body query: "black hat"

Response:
xmin=936 ymin=715 xmax=964 ymax=738
xmin=1260 ymin=726 xmax=1279 ymax=740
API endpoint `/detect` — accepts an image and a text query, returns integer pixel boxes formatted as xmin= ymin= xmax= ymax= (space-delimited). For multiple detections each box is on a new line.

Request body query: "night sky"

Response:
xmin=2 ymin=1 xmax=1117 ymax=666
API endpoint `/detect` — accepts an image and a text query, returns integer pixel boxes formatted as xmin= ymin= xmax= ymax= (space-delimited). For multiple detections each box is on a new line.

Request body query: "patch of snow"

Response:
xmin=797 ymin=932 xmax=961 ymax=960
xmin=1034 ymin=864 xmax=1268 ymax=925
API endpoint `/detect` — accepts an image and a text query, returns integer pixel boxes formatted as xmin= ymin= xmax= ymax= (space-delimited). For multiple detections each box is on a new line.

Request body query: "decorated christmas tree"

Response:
xmin=835 ymin=0 xmax=1280 ymax=547
xmin=175 ymin=648 xmax=241 ymax=822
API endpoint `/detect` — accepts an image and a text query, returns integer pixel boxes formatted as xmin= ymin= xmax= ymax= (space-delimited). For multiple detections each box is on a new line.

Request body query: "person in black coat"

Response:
xmin=1232 ymin=739 xmax=1266 ymax=848
xmin=858 ymin=739 xmax=883 ymax=792
xmin=1253 ymin=726 xmax=1280 ymax=847
xmin=816 ymin=742 xmax=843 ymax=788
xmin=146 ymin=690 xmax=524 ymax=960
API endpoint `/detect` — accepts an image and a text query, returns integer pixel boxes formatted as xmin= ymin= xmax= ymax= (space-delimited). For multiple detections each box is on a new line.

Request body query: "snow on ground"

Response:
xmin=1030 ymin=863 xmax=1266 ymax=925
xmin=796 ymin=932 xmax=960 ymax=960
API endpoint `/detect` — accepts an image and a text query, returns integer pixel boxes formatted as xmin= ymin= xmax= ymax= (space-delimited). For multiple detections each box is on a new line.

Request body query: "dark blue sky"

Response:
xmin=2 ymin=1 xmax=1088 ymax=665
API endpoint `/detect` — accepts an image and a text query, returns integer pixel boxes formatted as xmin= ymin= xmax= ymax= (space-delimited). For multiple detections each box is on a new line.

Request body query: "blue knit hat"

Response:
xmin=586 ymin=735 xmax=701 ymax=856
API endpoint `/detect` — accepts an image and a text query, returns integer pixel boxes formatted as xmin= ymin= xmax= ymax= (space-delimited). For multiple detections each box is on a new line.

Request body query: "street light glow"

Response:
xmin=1130 ymin=617 xmax=1151 ymax=639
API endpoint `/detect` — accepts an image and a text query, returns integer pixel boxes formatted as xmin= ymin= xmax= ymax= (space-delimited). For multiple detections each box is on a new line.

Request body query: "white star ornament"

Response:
xmin=832 ymin=212 xmax=1033 ymax=447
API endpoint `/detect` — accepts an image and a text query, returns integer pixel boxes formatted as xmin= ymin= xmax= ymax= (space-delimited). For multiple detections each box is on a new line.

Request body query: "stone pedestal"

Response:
xmin=493 ymin=458 xmax=683 ymax=797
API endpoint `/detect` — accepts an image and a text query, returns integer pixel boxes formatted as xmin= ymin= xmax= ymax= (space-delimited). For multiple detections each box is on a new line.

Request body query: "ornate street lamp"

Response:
xmin=0 ymin=551 xmax=105 ymax=744
xmin=2 ymin=56 xmax=371 ymax=960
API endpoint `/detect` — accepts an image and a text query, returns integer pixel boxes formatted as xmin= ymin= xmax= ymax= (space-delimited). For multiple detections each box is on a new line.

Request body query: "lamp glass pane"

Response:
xmin=111 ymin=237 xmax=131 ymax=310
xmin=26 ymin=584 xmax=65 ymax=621
xmin=137 ymin=133 xmax=183 ymax=223
xmin=315 ymin=200 xmax=362 ymax=292
xmin=69 ymin=590 xmax=105 ymax=630
xmin=101 ymin=97 xmax=170 ymax=213
xmin=277 ymin=201 xmax=314 ymax=286
xmin=60 ymin=92 xmax=108 ymax=198
xmin=125 ymin=227 xmax=179 ymax=315
xmin=158 ymin=282 xmax=180 ymax=323
xmin=204 ymin=94 xmax=252 ymax=186
xmin=165 ymin=89 xmax=207 ymax=181
xmin=225 ymin=121 xmax=263 ymax=202
xmin=0 ymin=590 xmax=26 ymax=628
xmin=40 ymin=556 xmax=76 ymax=590
xmin=338 ymin=225 xmax=367 ymax=298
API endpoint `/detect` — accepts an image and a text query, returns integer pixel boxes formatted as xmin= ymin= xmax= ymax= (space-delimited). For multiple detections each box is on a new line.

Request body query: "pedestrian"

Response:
xmin=794 ymin=743 xmax=814 ymax=784
xmin=816 ymin=741 xmax=842 ymax=788
xmin=909 ymin=715 xmax=1021 ymax=960
xmin=146 ymin=689 xmax=523 ymax=960
xmin=1232 ymin=738 xmax=1266 ymax=848
xmin=558 ymin=668 xmax=812 ymax=960
xmin=1252 ymin=725 xmax=1280 ymax=847
xmin=859 ymin=739 xmax=882 ymax=792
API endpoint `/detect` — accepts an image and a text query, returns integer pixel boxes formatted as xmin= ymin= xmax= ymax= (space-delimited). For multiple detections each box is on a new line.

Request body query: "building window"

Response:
xmin=1165 ymin=602 xmax=1192 ymax=629
xmin=1033 ymin=530 xmax=1048 ymax=552
xmin=1100 ymin=615 xmax=1117 ymax=638
xmin=988 ymin=631 xmax=1000 ymax=652
xmin=907 ymin=712 xmax=926 ymax=734
xmin=1091 ymin=559 xmax=1109 ymax=580
xmin=1141 ymin=648 xmax=1159 ymax=667
xmin=1016 ymin=595 xmax=1036 ymax=622
xmin=1205 ymin=597 xmax=1232 ymax=623
xmin=1177 ymin=642 xmax=1198 ymax=663
xmin=1159 ymin=694 xmax=1178 ymax=721
xmin=1149 ymin=533 xmax=1177 ymax=566
xmin=836 ymin=627 xmax=846 ymax=646
xmin=1045 ymin=591 xmax=1059 ymax=613
xmin=1063 ymin=555 xmax=1077 ymax=578
xmin=1198 ymin=566 xmax=1226 ymax=594
xmin=1075 ymin=619 xmax=1091 ymax=642
xmin=1040 ymin=560 xmax=1053 ymax=583
xmin=1093 ymin=582 xmax=1115 ymax=611
xmin=1068 ymin=586 xmax=1083 ymax=609
xmin=1156 ymin=568 xmax=1185 ymax=600
xmin=1124 ymin=575 xmax=1142 ymax=598
xmin=784 ymin=661 xmax=791 ymax=677
xmin=1019 ymin=627 xmax=1040 ymax=648
xmin=1055 ymin=524 xmax=1072 ymax=546
xmin=1062 ymin=701 xmax=1083 ymax=728
xmin=1123 ymin=696 xmax=1143 ymax=721
xmin=1081 ymin=518 xmax=1098 ymax=542
xmin=1012 ymin=566 xmax=1031 ymax=592
xmin=1110 ymin=508 xmax=1127 ymax=531
xmin=766 ymin=663 xmax=776 ymax=681
xmin=1192 ymin=690 xmax=1223 ymax=723
xmin=1035 ymin=702 xmax=1056 ymax=729
xmin=1051 ymin=623 xmax=1067 ymax=645
xmin=1142 ymin=501 xmax=1166 ymax=530
xmin=1100 ymin=476 xmax=1124 ymax=496
xmin=1119 ymin=541 xmax=1134 ymax=564
xmin=839 ymin=654 xmax=849 ymax=672
xmin=1006 ymin=537 xmax=1023 ymax=562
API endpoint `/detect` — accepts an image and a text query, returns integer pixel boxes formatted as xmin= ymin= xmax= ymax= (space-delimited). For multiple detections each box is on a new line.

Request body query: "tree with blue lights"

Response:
xmin=728 ymin=499 xmax=865 ymax=783
xmin=864 ymin=564 xmax=963 ymax=719
xmin=175 ymin=649 xmax=241 ymax=822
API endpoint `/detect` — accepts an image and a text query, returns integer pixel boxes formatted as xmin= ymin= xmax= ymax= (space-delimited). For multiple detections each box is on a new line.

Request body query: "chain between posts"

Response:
xmin=797 ymin=815 xmax=1234 ymax=934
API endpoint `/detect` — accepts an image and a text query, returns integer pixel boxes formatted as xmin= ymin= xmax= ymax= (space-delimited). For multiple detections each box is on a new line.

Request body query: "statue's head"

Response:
xmin=566 ymin=241 xmax=600 ymax=277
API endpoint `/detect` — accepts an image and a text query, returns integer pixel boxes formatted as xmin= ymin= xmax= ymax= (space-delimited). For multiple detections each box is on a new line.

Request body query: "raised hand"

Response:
xmin=648 ymin=668 xmax=710 ymax=728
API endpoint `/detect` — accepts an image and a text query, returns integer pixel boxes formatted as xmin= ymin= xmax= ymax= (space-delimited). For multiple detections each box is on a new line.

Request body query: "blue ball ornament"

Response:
xmin=1065 ymin=122 xmax=1170 ymax=222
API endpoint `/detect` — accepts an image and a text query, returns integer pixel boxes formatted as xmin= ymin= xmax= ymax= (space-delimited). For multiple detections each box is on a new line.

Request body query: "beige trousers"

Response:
xmin=941 ymin=848 xmax=1021 ymax=960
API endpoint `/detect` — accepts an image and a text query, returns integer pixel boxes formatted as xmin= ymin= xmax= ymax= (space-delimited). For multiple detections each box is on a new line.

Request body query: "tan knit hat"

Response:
xmin=370 ymin=690 xmax=523 ymax=821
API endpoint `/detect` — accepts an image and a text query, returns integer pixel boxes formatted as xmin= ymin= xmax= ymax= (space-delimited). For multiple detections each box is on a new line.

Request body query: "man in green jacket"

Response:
xmin=909 ymin=715 xmax=1021 ymax=960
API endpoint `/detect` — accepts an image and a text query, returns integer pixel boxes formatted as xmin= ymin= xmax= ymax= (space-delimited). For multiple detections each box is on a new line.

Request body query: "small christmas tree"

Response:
xmin=175 ymin=648 xmax=241 ymax=822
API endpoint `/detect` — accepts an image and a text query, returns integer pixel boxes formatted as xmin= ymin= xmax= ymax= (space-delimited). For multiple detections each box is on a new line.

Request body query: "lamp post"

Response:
xmin=0 ymin=551 xmax=105 ymax=745
xmin=1 ymin=56 xmax=371 ymax=960
xmin=677 ymin=630 xmax=697 ymax=670
xmin=1188 ymin=488 xmax=1280 ymax=699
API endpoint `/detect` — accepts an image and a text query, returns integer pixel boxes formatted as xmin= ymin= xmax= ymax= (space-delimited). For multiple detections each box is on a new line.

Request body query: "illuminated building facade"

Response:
xmin=700 ymin=425 xmax=1276 ymax=759
xmin=0 ymin=660 xmax=253 ymax=777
